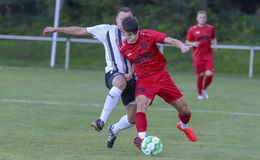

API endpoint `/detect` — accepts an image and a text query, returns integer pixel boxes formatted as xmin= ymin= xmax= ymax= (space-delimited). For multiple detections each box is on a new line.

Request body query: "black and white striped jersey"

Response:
xmin=86 ymin=24 xmax=131 ymax=74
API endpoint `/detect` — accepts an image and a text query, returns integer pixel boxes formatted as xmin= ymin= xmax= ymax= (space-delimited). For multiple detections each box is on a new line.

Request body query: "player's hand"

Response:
xmin=180 ymin=45 xmax=191 ymax=54
xmin=124 ymin=73 xmax=132 ymax=81
xmin=193 ymin=42 xmax=200 ymax=47
xmin=43 ymin=27 xmax=55 ymax=36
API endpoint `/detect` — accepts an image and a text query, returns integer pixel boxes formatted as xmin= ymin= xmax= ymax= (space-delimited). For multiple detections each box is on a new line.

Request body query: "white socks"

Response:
xmin=100 ymin=86 xmax=122 ymax=123
xmin=111 ymin=115 xmax=134 ymax=134
xmin=180 ymin=121 xmax=188 ymax=129
xmin=138 ymin=132 xmax=147 ymax=139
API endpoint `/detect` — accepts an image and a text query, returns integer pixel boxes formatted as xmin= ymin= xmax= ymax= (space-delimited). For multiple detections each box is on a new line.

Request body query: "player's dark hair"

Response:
xmin=117 ymin=7 xmax=133 ymax=15
xmin=122 ymin=16 xmax=139 ymax=34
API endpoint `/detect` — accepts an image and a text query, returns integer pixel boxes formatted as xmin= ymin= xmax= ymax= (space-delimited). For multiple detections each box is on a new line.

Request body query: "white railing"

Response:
xmin=0 ymin=34 xmax=260 ymax=78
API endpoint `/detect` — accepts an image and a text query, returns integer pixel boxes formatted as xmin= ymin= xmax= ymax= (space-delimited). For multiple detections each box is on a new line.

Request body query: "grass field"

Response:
xmin=0 ymin=66 xmax=259 ymax=160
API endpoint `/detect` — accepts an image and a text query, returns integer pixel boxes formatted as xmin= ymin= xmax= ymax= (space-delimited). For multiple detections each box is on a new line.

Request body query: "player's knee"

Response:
xmin=113 ymin=78 xmax=127 ymax=90
xmin=117 ymin=82 xmax=127 ymax=90
xmin=205 ymin=70 xmax=213 ymax=76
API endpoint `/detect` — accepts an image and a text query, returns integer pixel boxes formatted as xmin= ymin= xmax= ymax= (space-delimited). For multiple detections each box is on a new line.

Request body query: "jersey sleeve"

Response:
xmin=86 ymin=24 xmax=110 ymax=43
xmin=146 ymin=29 xmax=167 ymax=43
xmin=186 ymin=27 xmax=194 ymax=41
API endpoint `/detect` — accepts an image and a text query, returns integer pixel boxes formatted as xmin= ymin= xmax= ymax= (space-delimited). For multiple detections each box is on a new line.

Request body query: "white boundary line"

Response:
xmin=0 ymin=98 xmax=100 ymax=107
xmin=1 ymin=98 xmax=260 ymax=117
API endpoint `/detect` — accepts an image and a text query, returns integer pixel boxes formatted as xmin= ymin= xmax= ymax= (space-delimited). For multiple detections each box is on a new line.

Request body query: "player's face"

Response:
xmin=197 ymin=13 xmax=207 ymax=26
xmin=116 ymin=12 xmax=133 ymax=31
xmin=123 ymin=31 xmax=139 ymax=44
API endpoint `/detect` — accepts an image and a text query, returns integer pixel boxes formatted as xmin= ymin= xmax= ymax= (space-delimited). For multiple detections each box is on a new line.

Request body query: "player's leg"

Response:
xmin=170 ymin=97 xmax=191 ymax=128
xmin=193 ymin=60 xmax=205 ymax=100
xmin=170 ymin=98 xmax=197 ymax=142
xmin=107 ymin=103 xmax=136 ymax=148
xmin=157 ymin=72 xmax=196 ymax=142
xmin=134 ymin=78 xmax=156 ymax=140
xmin=202 ymin=70 xmax=213 ymax=99
xmin=106 ymin=78 xmax=136 ymax=148
xmin=132 ymin=74 xmax=158 ymax=150
xmin=134 ymin=94 xmax=151 ymax=149
xmin=100 ymin=73 xmax=127 ymax=122
xmin=109 ymin=102 xmax=136 ymax=135
xmin=135 ymin=95 xmax=150 ymax=138
xmin=197 ymin=72 xmax=204 ymax=99
xmin=202 ymin=59 xmax=214 ymax=99
xmin=109 ymin=103 xmax=136 ymax=134
xmin=91 ymin=72 xmax=126 ymax=132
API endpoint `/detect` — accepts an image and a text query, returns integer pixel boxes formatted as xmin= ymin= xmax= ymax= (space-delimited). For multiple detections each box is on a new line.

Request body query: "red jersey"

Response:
xmin=120 ymin=29 xmax=168 ymax=79
xmin=186 ymin=24 xmax=215 ymax=60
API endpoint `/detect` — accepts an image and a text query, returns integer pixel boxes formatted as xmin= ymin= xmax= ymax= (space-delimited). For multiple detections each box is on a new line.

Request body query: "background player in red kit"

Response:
xmin=120 ymin=16 xmax=197 ymax=150
xmin=186 ymin=10 xmax=218 ymax=100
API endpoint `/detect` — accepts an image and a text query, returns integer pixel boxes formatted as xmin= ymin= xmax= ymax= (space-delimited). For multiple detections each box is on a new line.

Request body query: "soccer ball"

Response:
xmin=141 ymin=136 xmax=163 ymax=156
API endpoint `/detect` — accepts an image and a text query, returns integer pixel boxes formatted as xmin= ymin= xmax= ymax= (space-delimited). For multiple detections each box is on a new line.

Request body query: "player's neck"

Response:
xmin=197 ymin=24 xmax=206 ymax=27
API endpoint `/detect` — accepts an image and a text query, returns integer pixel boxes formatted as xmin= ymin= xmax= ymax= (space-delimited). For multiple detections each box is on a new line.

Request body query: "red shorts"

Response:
xmin=135 ymin=69 xmax=183 ymax=103
xmin=193 ymin=59 xmax=214 ymax=74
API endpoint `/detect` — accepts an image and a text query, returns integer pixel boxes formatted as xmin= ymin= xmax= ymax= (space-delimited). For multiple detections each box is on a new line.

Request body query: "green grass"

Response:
xmin=0 ymin=66 xmax=259 ymax=160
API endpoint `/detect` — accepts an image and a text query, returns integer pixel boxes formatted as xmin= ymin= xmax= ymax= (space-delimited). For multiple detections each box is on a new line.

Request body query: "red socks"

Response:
xmin=203 ymin=75 xmax=213 ymax=90
xmin=197 ymin=75 xmax=204 ymax=95
xmin=197 ymin=75 xmax=213 ymax=94
xmin=136 ymin=112 xmax=191 ymax=133
xmin=135 ymin=112 xmax=147 ymax=132
xmin=178 ymin=113 xmax=191 ymax=124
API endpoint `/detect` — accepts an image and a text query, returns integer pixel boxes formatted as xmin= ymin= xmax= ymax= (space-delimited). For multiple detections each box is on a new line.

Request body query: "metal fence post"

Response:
xmin=50 ymin=0 xmax=61 ymax=68
xmin=65 ymin=38 xmax=70 ymax=70
xmin=249 ymin=48 xmax=254 ymax=78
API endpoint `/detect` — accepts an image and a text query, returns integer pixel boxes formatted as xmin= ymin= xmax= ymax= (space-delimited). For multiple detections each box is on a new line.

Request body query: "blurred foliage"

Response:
xmin=0 ymin=0 xmax=259 ymax=43
xmin=0 ymin=0 xmax=259 ymax=74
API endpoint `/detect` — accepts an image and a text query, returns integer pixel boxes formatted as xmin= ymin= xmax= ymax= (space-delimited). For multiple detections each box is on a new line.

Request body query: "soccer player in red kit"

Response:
xmin=120 ymin=16 xmax=197 ymax=150
xmin=186 ymin=10 xmax=218 ymax=100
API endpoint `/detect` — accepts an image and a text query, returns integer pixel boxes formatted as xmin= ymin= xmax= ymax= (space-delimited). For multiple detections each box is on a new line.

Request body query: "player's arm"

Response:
xmin=211 ymin=38 xmax=218 ymax=52
xmin=185 ymin=40 xmax=200 ymax=47
xmin=124 ymin=63 xmax=135 ymax=81
xmin=164 ymin=37 xmax=190 ymax=54
xmin=43 ymin=26 xmax=90 ymax=36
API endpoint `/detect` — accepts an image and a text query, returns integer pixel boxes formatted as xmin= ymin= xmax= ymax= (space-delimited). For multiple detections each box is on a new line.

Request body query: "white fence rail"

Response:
xmin=1 ymin=34 xmax=260 ymax=78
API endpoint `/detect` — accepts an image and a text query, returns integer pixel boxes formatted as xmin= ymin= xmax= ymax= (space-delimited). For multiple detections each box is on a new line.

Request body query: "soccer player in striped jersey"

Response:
xmin=43 ymin=7 xmax=136 ymax=148
xmin=186 ymin=10 xmax=218 ymax=100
